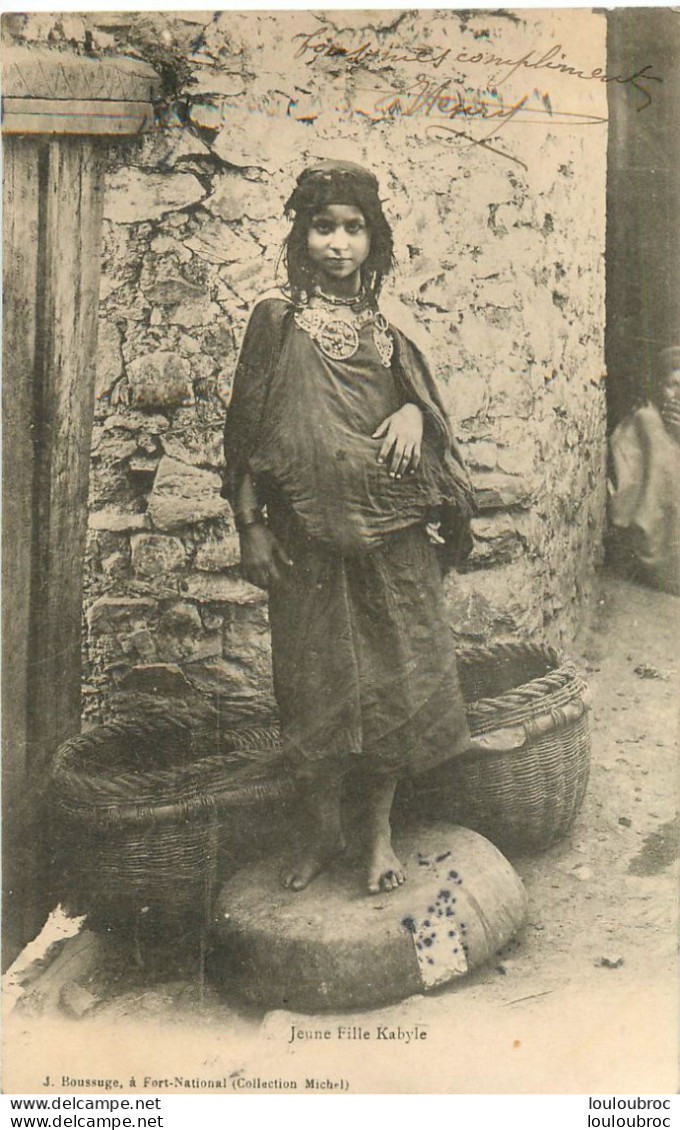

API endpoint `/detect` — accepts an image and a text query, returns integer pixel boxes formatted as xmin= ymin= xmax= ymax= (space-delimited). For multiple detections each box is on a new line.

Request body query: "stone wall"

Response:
xmin=4 ymin=10 xmax=609 ymax=724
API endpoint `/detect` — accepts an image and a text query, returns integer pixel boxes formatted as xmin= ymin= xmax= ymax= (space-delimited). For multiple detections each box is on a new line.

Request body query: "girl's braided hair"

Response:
xmin=281 ymin=160 xmax=395 ymax=302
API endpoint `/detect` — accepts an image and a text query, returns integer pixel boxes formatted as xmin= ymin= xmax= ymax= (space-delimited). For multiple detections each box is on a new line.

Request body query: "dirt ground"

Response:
xmin=3 ymin=569 xmax=678 ymax=1094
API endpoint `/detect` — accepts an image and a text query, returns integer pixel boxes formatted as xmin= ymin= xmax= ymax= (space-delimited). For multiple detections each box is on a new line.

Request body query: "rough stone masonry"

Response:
xmin=4 ymin=10 xmax=608 ymax=724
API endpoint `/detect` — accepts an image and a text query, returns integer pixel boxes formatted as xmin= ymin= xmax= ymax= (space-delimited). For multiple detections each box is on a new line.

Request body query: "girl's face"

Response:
xmin=306 ymin=204 xmax=371 ymax=295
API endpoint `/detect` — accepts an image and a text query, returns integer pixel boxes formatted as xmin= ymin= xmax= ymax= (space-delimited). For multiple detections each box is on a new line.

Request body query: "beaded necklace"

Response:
xmin=294 ymin=287 xmax=393 ymax=368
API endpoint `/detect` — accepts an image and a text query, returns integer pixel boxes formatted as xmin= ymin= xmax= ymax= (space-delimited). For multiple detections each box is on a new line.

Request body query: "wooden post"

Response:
xmin=2 ymin=48 xmax=159 ymax=968
xmin=606 ymin=10 xmax=680 ymax=425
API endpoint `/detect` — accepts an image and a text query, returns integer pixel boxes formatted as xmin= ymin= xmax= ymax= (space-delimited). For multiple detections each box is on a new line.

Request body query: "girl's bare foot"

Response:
xmin=351 ymin=771 xmax=406 ymax=895
xmin=281 ymin=835 xmax=345 ymax=891
xmin=280 ymin=768 xmax=344 ymax=892
xmin=367 ymin=839 xmax=406 ymax=894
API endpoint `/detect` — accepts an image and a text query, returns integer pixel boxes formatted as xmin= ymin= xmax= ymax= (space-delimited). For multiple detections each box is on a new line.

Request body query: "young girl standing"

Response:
xmin=222 ymin=160 xmax=475 ymax=895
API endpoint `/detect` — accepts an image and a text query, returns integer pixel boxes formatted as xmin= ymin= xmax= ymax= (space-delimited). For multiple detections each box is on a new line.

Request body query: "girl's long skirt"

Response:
xmin=267 ymin=515 xmax=470 ymax=777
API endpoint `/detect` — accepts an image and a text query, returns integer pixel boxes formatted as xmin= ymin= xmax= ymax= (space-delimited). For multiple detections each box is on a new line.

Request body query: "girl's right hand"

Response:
xmin=239 ymin=524 xmax=293 ymax=589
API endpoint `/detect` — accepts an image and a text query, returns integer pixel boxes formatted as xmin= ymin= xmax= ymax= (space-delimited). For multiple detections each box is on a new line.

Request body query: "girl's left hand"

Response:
xmin=373 ymin=403 xmax=424 ymax=478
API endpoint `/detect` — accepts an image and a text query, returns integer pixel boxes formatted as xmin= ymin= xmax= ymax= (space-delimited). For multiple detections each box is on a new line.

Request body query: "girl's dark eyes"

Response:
xmin=311 ymin=221 xmax=365 ymax=234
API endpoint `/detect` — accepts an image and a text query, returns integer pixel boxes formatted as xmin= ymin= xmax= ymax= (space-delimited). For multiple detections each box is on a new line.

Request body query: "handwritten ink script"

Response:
xmin=352 ymin=80 xmax=607 ymax=170
xmin=359 ymin=79 xmax=607 ymax=129
xmin=294 ymin=30 xmax=662 ymax=112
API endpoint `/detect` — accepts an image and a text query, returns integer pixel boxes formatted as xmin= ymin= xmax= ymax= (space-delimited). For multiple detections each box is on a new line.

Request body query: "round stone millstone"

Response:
xmin=209 ymin=823 xmax=527 ymax=1013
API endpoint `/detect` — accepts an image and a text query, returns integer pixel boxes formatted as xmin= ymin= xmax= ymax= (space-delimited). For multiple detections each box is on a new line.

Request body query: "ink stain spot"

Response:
xmin=448 ymin=870 xmax=458 ymax=880
xmin=439 ymin=889 xmax=451 ymax=900
xmin=436 ymin=852 xmax=451 ymax=862
xmin=401 ymin=916 xmax=416 ymax=934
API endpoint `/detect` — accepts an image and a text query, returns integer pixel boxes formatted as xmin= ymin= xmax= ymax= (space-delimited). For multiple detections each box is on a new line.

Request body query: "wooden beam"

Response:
xmin=2 ymin=138 xmax=42 ymax=966
xmin=2 ymin=98 xmax=154 ymax=137
xmin=30 ymin=137 xmax=106 ymax=775
xmin=1 ymin=46 xmax=158 ymax=967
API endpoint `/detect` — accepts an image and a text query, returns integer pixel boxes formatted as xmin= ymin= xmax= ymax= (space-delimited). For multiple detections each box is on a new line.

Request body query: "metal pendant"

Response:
xmin=373 ymin=313 xmax=394 ymax=368
xmin=295 ymin=308 xmax=360 ymax=361
xmin=317 ymin=317 xmax=360 ymax=360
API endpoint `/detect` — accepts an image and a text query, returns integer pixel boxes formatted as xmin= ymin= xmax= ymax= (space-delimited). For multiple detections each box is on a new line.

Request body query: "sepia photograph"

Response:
xmin=2 ymin=5 xmax=678 ymax=1097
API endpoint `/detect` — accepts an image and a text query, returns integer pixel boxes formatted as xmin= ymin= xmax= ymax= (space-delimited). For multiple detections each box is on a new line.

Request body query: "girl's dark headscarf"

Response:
xmin=283 ymin=159 xmax=395 ymax=301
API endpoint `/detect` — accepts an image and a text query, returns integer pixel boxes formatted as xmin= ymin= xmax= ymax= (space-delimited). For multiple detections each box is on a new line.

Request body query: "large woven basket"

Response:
xmin=52 ymin=714 xmax=291 ymax=921
xmin=409 ymin=641 xmax=592 ymax=854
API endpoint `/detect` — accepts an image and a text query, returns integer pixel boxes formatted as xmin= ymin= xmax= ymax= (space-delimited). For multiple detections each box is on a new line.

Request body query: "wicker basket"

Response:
xmin=409 ymin=641 xmax=592 ymax=854
xmin=52 ymin=714 xmax=291 ymax=921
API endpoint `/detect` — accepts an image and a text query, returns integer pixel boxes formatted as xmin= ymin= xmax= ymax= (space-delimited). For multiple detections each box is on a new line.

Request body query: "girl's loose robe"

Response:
xmin=222 ymin=296 xmax=475 ymax=775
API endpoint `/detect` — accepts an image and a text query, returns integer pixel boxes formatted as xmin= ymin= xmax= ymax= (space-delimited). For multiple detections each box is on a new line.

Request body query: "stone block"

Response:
xmin=190 ymin=71 xmax=248 ymax=98
xmin=158 ymin=601 xmax=203 ymax=635
xmin=103 ymin=412 xmax=170 ymax=435
xmin=185 ymin=634 xmax=223 ymax=662
xmin=117 ymin=663 xmax=193 ymax=695
xmin=188 ymin=101 xmax=222 ymax=131
xmin=128 ymin=627 xmax=222 ymax=666
xmin=207 ymin=172 xmax=272 ymax=221
xmin=167 ymin=301 xmax=222 ymax=329
xmin=182 ymin=572 xmax=265 ymax=605
xmin=472 ymin=471 xmax=533 ymax=511
xmin=130 ymin=533 xmax=187 ymax=578
xmin=91 ymin=435 xmax=138 ymax=464
xmin=445 ymin=561 xmax=543 ymax=640
xmin=488 ymin=376 xmax=538 ymax=421
xmin=136 ymin=130 xmax=212 ymax=171
xmin=143 ymin=276 xmax=207 ymax=305
xmin=194 ymin=528 xmax=240 ymax=571
xmin=161 ymin=428 xmax=225 ymax=470
xmin=148 ymin=457 xmax=230 ymax=531
xmin=101 ymin=552 xmax=129 ymax=582
xmin=211 ymin=107 xmax=302 ymax=171
xmin=89 ymin=508 xmax=150 ymax=533
xmin=469 ymin=514 xmax=523 ymax=565
xmin=183 ymin=217 xmax=263 ymax=266
xmin=95 ymin=320 xmax=124 ymax=401
xmin=290 ymin=91 xmax=323 ymax=122
xmin=440 ymin=372 xmax=488 ymax=423
xmin=87 ymin=596 xmax=157 ymax=635
xmin=104 ymin=169 xmax=206 ymax=224
xmin=463 ymin=442 xmax=498 ymax=471
xmin=128 ymin=455 xmax=160 ymax=476
xmin=184 ymin=657 xmax=261 ymax=698
xmin=178 ymin=333 xmax=201 ymax=355
xmin=126 ymin=629 xmax=158 ymax=663
xmin=496 ymin=443 xmax=536 ymax=477
xmin=149 ymin=235 xmax=193 ymax=263
xmin=127 ymin=352 xmax=194 ymax=410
